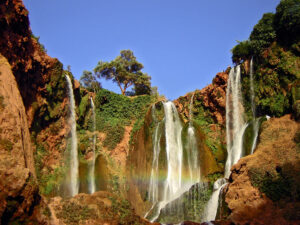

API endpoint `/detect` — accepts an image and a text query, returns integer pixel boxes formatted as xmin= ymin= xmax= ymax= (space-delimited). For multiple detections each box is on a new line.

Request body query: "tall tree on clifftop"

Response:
xmin=80 ymin=70 xmax=102 ymax=92
xmin=94 ymin=50 xmax=151 ymax=96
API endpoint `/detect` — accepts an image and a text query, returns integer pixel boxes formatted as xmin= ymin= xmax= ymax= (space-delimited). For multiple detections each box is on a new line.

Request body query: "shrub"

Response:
xmin=250 ymin=13 xmax=276 ymax=54
xmin=94 ymin=89 xmax=152 ymax=150
xmin=231 ymin=40 xmax=253 ymax=64
xmin=274 ymin=0 xmax=300 ymax=44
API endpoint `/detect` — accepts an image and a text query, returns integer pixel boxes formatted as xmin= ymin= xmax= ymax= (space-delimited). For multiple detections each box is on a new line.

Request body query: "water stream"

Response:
xmin=65 ymin=75 xmax=79 ymax=197
xmin=249 ymin=58 xmax=259 ymax=154
xmin=204 ymin=66 xmax=248 ymax=222
xmin=146 ymin=100 xmax=201 ymax=222
xmin=88 ymin=98 xmax=96 ymax=194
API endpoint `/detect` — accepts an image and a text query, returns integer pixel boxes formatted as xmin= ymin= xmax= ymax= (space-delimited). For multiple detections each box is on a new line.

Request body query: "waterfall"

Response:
xmin=202 ymin=178 xmax=226 ymax=222
xmin=249 ymin=58 xmax=259 ymax=154
xmin=161 ymin=101 xmax=184 ymax=205
xmin=186 ymin=94 xmax=200 ymax=184
xmin=147 ymin=105 xmax=163 ymax=204
xmin=65 ymin=75 xmax=79 ymax=197
xmin=203 ymin=66 xmax=248 ymax=222
xmin=224 ymin=66 xmax=247 ymax=178
xmin=88 ymin=98 xmax=96 ymax=194
xmin=147 ymin=101 xmax=195 ymax=222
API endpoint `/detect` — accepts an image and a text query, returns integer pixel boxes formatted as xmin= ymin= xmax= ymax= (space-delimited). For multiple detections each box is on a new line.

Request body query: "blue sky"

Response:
xmin=23 ymin=0 xmax=280 ymax=100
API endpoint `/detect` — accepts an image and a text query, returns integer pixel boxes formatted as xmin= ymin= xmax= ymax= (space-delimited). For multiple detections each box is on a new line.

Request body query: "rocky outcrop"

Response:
xmin=175 ymin=71 xmax=229 ymax=125
xmin=0 ymin=55 xmax=46 ymax=224
xmin=224 ymin=115 xmax=300 ymax=225
xmin=0 ymin=0 xmax=60 ymax=115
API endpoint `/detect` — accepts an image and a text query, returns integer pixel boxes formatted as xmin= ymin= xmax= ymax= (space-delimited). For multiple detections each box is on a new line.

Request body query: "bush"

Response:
xmin=274 ymin=0 xmax=300 ymax=44
xmin=250 ymin=13 xmax=276 ymax=54
xmin=94 ymin=89 xmax=152 ymax=150
xmin=249 ymin=167 xmax=292 ymax=201
xmin=231 ymin=40 xmax=253 ymax=64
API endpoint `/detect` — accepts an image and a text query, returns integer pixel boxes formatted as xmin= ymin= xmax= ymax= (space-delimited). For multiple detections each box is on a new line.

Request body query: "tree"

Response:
xmin=94 ymin=50 xmax=151 ymax=96
xmin=231 ymin=40 xmax=253 ymax=64
xmin=250 ymin=13 xmax=276 ymax=54
xmin=80 ymin=70 xmax=101 ymax=92
xmin=274 ymin=0 xmax=300 ymax=44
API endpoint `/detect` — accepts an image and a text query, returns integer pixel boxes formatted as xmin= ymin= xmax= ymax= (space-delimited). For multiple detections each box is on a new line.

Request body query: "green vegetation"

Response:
xmin=231 ymin=0 xmax=300 ymax=119
xmin=0 ymin=138 xmax=13 ymax=151
xmin=231 ymin=40 xmax=253 ymax=64
xmin=232 ymin=0 xmax=300 ymax=62
xmin=34 ymin=143 xmax=65 ymax=196
xmin=249 ymin=167 xmax=292 ymax=201
xmin=80 ymin=70 xmax=101 ymax=92
xmin=31 ymin=34 xmax=47 ymax=53
xmin=94 ymin=50 xmax=151 ymax=96
xmin=274 ymin=0 xmax=300 ymax=44
xmin=56 ymin=202 xmax=97 ymax=225
xmin=93 ymin=88 xmax=153 ymax=150
xmin=250 ymin=13 xmax=276 ymax=55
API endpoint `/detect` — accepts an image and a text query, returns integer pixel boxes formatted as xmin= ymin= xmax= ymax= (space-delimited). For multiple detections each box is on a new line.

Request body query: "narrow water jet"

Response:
xmin=88 ymin=98 xmax=96 ymax=194
xmin=249 ymin=58 xmax=259 ymax=154
xmin=65 ymin=75 xmax=79 ymax=197
xmin=147 ymin=104 xmax=163 ymax=205
xmin=186 ymin=94 xmax=200 ymax=184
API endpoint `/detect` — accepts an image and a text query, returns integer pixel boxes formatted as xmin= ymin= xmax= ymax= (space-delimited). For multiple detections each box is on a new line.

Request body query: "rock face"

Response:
xmin=175 ymin=71 xmax=229 ymax=125
xmin=0 ymin=0 xmax=58 ymax=113
xmin=0 ymin=55 xmax=43 ymax=224
xmin=224 ymin=115 xmax=300 ymax=225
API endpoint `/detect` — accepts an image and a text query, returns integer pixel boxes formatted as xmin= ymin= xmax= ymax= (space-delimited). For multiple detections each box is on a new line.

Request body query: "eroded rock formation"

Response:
xmin=224 ymin=115 xmax=300 ymax=225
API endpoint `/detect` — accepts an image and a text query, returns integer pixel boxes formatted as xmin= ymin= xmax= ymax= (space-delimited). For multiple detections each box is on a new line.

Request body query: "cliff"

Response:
xmin=0 ymin=55 xmax=47 ymax=224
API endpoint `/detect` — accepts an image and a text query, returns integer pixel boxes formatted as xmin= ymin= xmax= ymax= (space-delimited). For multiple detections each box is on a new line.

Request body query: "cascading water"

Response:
xmin=186 ymin=94 xmax=200 ymax=184
xmin=203 ymin=66 xmax=248 ymax=222
xmin=65 ymin=75 xmax=79 ymax=197
xmin=146 ymin=101 xmax=201 ymax=223
xmin=88 ymin=98 xmax=96 ymax=194
xmin=145 ymin=105 xmax=163 ymax=219
xmin=202 ymin=178 xmax=226 ymax=222
xmin=157 ymin=101 xmax=184 ymax=220
xmin=249 ymin=58 xmax=259 ymax=154
xmin=224 ymin=66 xmax=247 ymax=178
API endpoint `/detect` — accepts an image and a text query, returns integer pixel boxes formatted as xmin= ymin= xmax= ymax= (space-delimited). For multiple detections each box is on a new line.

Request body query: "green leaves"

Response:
xmin=274 ymin=0 xmax=300 ymax=43
xmin=80 ymin=70 xmax=101 ymax=92
xmin=94 ymin=50 xmax=151 ymax=95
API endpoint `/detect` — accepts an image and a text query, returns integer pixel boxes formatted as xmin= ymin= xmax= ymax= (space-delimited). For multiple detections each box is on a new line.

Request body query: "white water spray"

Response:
xmin=88 ymin=98 xmax=96 ymax=194
xmin=66 ymin=75 xmax=79 ymax=197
